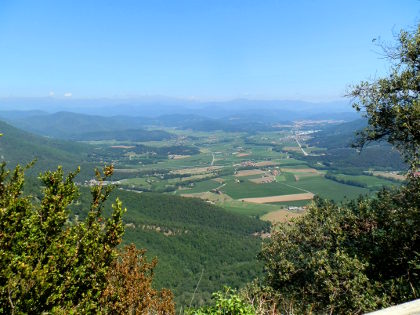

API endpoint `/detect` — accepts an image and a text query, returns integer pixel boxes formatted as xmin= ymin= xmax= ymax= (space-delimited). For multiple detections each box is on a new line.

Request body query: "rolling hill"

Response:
xmin=0 ymin=119 xmax=96 ymax=179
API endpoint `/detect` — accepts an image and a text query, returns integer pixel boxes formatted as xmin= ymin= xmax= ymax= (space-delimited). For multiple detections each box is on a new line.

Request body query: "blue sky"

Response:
xmin=0 ymin=0 xmax=418 ymax=101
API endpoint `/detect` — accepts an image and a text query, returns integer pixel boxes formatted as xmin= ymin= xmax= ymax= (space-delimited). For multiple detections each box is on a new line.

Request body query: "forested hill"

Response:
xmin=0 ymin=119 xmax=95 ymax=177
xmin=0 ymin=111 xmax=150 ymax=139
xmin=71 ymin=128 xmax=174 ymax=141
xmin=305 ymin=119 xmax=406 ymax=171
xmin=308 ymin=118 xmax=367 ymax=149
xmin=71 ymin=188 xmax=270 ymax=307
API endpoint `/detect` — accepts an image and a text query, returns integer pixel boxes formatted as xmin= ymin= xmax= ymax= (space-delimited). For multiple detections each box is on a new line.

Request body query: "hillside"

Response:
xmin=308 ymin=118 xmax=368 ymax=149
xmin=69 ymin=188 xmax=270 ymax=307
xmin=304 ymin=119 xmax=406 ymax=171
xmin=0 ymin=120 xmax=95 ymax=179
xmin=72 ymin=128 xmax=174 ymax=141
xmin=0 ymin=111 xmax=150 ymax=139
xmin=0 ymin=120 xmax=271 ymax=307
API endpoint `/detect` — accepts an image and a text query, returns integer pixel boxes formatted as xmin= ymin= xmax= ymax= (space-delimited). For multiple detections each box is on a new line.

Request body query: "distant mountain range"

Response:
xmin=0 ymin=97 xmax=359 ymax=119
xmin=0 ymin=119 xmax=96 ymax=178
xmin=0 ymin=98 xmax=361 ymax=139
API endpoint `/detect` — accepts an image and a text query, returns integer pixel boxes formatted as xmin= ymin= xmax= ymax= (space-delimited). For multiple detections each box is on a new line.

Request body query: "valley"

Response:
xmin=0 ymin=111 xmax=406 ymax=307
xmin=79 ymin=120 xmax=403 ymax=220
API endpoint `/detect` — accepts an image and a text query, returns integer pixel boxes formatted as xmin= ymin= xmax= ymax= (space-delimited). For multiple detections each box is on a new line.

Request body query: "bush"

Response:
xmin=186 ymin=287 xmax=255 ymax=315
xmin=0 ymin=162 xmax=174 ymax=314
xmin=258 ymin=179 xmax=420 ymax=314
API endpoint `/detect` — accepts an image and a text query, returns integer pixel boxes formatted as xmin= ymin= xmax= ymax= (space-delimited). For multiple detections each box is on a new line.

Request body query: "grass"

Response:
xmin=282 ymin=172 xmax=297 ymax=181
xmin=275 ymin=174 xmax=287 ymax=181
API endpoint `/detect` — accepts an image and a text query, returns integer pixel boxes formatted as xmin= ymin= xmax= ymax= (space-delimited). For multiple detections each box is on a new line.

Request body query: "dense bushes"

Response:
xmin=186 ymin=287 xmax=256 ymax=315
xmin=258 ymin=179 xmax=419 ymax=314
xmin=0 ymin=163 xmax=174 ymax=314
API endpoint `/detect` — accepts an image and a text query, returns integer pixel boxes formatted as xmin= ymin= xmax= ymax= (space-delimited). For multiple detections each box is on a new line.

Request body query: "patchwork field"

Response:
xmin=100 ymin=125 xmax=402 ymax=221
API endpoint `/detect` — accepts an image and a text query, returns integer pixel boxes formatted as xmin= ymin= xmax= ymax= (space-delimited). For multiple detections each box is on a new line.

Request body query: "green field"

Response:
xmin=333 ymin=174 xmax=398 ymax=189
xmin=221 ymin=180 xmax=304 ymax=199
xmin=220 ymin=200 xmax=281 ymax=217
xmin=292 ymin=176 xmax=370 ymax=200
xmin=175 ymin=179 xmax=221 ymax=194
xmin=78 ymin=127 xmax=403 ymax=219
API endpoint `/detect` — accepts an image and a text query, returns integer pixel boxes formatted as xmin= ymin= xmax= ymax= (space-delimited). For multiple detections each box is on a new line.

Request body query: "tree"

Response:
xmin=100 ymin=244 xmax=175 ymax=314
xmin=350 ymin=25 xmax=420 ymax=171
xmin=257 ymin=24 xmax=420 ymax=314
xmin=0 ymin=163 xmax=174 ymax=314
xmin=259 ymin=184 xmax=420 ymax=314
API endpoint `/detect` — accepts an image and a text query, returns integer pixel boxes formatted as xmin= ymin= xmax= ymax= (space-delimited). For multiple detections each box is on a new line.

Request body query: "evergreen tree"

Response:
xmin=0 ymin=163 xmax=174 ymax=314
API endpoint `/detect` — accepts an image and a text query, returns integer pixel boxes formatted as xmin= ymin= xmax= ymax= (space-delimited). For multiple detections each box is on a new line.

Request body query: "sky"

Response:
xmin=0 ymin=0 xmax=418 ymax=101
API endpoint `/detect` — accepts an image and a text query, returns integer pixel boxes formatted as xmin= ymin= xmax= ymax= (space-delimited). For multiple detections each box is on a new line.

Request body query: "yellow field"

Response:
xmin=282 ymin=146 xmax=301 ymax=152
xmin=179 ymin=174 xmax=212 ymax=182
xmin=281 ymin=168 xmax=318 ymax=173
xmin=262 ymin=209 xmax=304 ymax=223
xmin=370 ymin=171 xmax=406 ymax=181
xmin=239 ymin=193 xmax=314 ymax=204
xmin=249 ymin=175 xmax=276 ymax=184
xmin=171 ymin=154 xmax=191 ymax=159
xmin=171 ymin=166 xmax=222 ymax=175
xmin=114 ymin=168 xmax=139 ymax=173
xmin=181 ymin=191 xmax=233 ymax=203
xmin=110 ymin=145 xmax=135 ymax=149
xmin=235 ymin=169 xmax=265 ymax=177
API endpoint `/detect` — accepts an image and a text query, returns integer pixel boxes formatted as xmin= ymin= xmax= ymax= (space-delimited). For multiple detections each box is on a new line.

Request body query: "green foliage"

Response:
xmin=258 ymin=178 xmax=420 ymax=314
xmin=0 ymin=163 xmax=126 ymax=313
xmin=350 ymin=25 xmax=420 ymax=171
xmin=186 ymin=287 xmax=255 ymax=315
xmin=98 ymin=191 xmax=270 ymax=307
xmin=254 ymin=24 xmax=420 ymax=314
xmin=0 ymin=119 xmax=97 ymax=180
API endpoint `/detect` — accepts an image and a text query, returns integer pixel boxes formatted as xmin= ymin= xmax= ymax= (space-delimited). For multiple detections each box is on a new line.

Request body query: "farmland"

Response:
xmin=81 ymin=120 xmax=403 ymax=222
